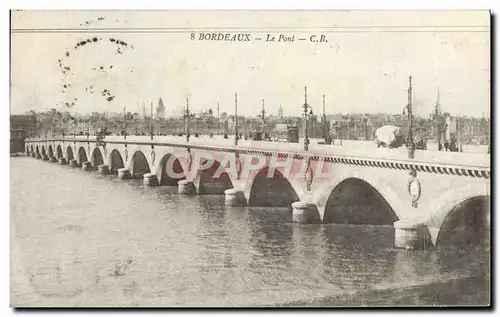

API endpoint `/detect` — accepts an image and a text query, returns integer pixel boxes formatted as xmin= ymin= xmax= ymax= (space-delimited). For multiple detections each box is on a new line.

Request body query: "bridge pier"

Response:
xmin=224 ymin=189 xmax=246 ymax=206
xmin=49 ymin=156 xmax=57 ymax=162
xmin=143 ymin=173 xmax=159 ymax=186
xmin=81 ymin=161 xmax=92 ymax=171
xmin=98 ymin=164 xmax=110 ymax=175
xmin=68 ymin=159 xmax=79 ymax=168
xmin=31 ymin=152 xmax=36 ymax=158
xmin=178 ymin=180 xmax=196 ymax=195
xmin=42 ymin=154 xmax=49 ymax=161
xmin=117 ymin=168 xmax=131 ymax=180
xmin=291 ymin=201 xmax=322 ymax=224
xmin=394 ymin=220 xmax=434 ymax=250
xmin=35 ymin=153 xmax=41 ymax=159
xmin=59 ymin=158 xmax=67 ymax=165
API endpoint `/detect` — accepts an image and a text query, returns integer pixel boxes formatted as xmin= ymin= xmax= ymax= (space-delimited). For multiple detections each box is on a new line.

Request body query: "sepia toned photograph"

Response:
xmin=9 ymin=10 xmax=491 ymax=307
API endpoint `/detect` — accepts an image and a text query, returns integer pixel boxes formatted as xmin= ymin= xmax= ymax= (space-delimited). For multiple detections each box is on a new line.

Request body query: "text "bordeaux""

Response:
xmin=192 ymin=33 xmax=251 ymax=41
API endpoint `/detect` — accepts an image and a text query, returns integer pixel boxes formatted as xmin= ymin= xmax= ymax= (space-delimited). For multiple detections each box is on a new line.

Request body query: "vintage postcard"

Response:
xmin=10 ymin=10 xmax=490 ymax=307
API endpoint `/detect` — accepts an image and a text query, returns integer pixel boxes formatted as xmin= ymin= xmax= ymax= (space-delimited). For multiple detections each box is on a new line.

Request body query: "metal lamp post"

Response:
xmin=339 ymin=121 xmax=343 ymax=146
xmin=195 ymin=116 xmax=200 ymax=136
xmin=363 ymin=117 xmax=368 ymax=140
xmin=123 ymin=107 xmax=128 ymax=140
xmin=333 ymin=121 xmax=342 ymax=146
xmin=260 ymin=99 xmax=266 ymax=135
xmin=185 ymin=98 xmax=190 ymax=142
xmin=150 ymin=102 xmax=154 ymax=140
xmin=403 ymin=75 xmax=415 ymax=158
xmin=184 ymin=97 xmax=194 ymax=142
xmin=322 ymin=94 xmax=329 ymax=143
xmin=234 ymin=93 xmax=239 ymax=146
xmin=217 ymin=102 xmax=220 ymax=135
xmin=61 ymin=116 xmax=65 ymax=140
xmin=302 ymin=86 xmax=313 ymax=151
xmin=244 ymin=118 xmax=248 ymax=140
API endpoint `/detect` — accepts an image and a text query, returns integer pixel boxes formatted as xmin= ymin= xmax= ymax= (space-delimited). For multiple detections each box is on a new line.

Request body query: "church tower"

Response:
xmin=278 ymin=104 xmax=284 ymax=119
xmin=157 ymin=97 xmax=165 ymax=119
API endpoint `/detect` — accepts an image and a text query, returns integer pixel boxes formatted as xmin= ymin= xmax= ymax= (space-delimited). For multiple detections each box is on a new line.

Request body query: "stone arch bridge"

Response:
xmin=24 ymin=136 xmax=490 ymax=250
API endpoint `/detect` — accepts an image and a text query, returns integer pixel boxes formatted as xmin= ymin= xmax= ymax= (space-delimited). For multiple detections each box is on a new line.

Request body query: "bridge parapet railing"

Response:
xmin=25 ymin=135 xmax=490 ymax=171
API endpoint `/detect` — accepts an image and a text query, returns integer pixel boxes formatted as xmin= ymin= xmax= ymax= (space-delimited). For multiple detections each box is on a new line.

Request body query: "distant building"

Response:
xmin=275 ymin=123 xmax=288 ymax=130
xmin=107 ymin=111 xmax=123 ymax=119
xmin=458 ymin=116 xmax=490 ymax=145
xmin=223 ymin=118 xmax=229 ymax=134
xmin=10 ymin=114 xmax=37 ymax=137
xmin=157 ymin=97 xmax=166 ymax=119
xmin=198 ymin=109 xmax=214 ymax=119
xmin=11 ymin=114 xmax=37 ymax=152
xmin=141 ymin=103 xmax=146 ymax=119
xmin=278 ymin=105 xmax=284 ymax=119
xmin=445 ymin=115 xmax=458 ymax=142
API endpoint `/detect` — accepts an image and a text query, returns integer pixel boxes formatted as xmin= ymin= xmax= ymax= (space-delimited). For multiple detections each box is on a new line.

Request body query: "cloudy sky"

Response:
xmin=10 ymin=10 xmax=490 ymax=118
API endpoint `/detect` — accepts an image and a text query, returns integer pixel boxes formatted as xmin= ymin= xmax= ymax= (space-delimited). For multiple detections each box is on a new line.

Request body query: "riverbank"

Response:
xmin=274 ymin=274 xmax=489 ymax=307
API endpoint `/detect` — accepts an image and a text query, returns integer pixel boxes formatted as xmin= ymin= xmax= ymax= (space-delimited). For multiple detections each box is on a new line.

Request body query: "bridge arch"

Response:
xmin=30 ymin=145 xmax=34 ymax=154
xmin=91 ymin=147 xmax=104 ymax=169
xmin=48 ymin=145 xmax=54 ymax=157
xmin=129 ymin=150 xmax=150 ymax=178
xmin=196 ymin=158 xmax=233 ymax=195
xmin=35 ymin=145 xmax=40 ymax=155
xmin=322 ymin=177 xmax=399 ymax=225
xmin=56 ymin=145 xmax=64 ymax=159
xmin=426 ymin=183 xmax=490 ymax=249
xmin=77 ymin=146 xmax=88 ymax=164
xmin=315 ymin=170 xmax=404 ymax=224
xmin=434 ymin=196 xmax=490 ymax=249
xmin=41 ymin=145 xmax=46 ymax=156
xmin=247 ymin=166 xmax=300 ymax=207
xmin=108 ymin=149 xmax=125 ymax=174
xmin=155 ymin=154 xmax=187 ymax=186
xmin=66 ymin=146 xmax=74 ymax=161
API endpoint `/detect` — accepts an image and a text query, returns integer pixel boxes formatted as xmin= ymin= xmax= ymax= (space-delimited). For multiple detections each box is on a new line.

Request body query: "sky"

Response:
xmin=10 ymin=10 xmax=490 ymax=118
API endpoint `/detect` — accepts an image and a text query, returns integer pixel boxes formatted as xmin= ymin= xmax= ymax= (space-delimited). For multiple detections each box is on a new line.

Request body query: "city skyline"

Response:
xmin=11 ymin=11 xmax=490 ymax=118
xmin=17 ymin=101 xmax=492 ymax=121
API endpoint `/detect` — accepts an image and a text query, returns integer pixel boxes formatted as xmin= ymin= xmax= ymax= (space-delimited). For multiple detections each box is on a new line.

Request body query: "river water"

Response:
xmin=10 ymin=156 xmax=490 ymax=307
